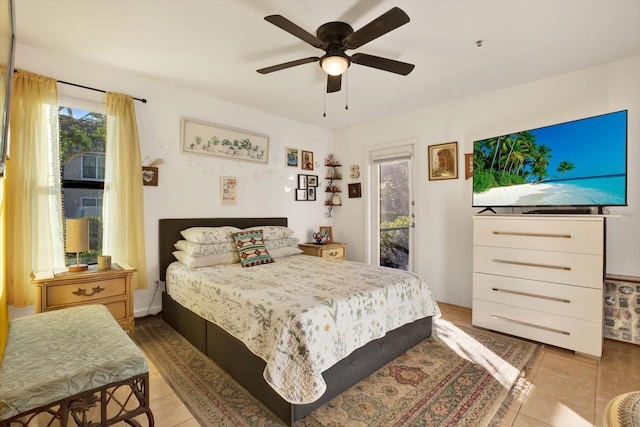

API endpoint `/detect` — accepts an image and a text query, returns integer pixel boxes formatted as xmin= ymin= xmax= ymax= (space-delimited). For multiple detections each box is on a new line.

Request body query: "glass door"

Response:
xmin=372 ymin=156 xmax=413 ymax=270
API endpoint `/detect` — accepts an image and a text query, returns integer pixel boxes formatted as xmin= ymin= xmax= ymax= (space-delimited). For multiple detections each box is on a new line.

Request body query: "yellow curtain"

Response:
xmin=104 ymin=92 xmax=147 ymax=290
xmin=6 ymin=70 xmax=64 ymax=307
xmin=0 ymin=173 xmax=7 ymax=360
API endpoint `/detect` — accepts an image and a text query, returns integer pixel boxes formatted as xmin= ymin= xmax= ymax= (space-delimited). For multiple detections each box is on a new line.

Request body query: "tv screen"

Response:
xmin=472 ymin=110 xmax=627 ymax=209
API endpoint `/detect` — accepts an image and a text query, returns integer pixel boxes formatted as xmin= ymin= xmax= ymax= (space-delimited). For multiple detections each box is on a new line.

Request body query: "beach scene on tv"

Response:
xmin=472 ymin=110 xmax=627 ymax=207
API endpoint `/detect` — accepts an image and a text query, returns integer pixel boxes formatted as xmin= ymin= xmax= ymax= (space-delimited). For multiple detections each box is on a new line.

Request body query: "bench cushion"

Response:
xmin=0 ymin=305 xmax=148 ymax=421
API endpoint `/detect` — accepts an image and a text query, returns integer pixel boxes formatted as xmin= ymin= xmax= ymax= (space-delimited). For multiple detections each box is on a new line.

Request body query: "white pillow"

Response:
xmin=180 ymin=226 xmax=241 ymax=244
xmin=244 ymin=226 xmax=295 ymax=240
xmin=269 ymin=246 xmax=303 ymax=258
xmin=172 ymin=250 xmax=240 ymax=268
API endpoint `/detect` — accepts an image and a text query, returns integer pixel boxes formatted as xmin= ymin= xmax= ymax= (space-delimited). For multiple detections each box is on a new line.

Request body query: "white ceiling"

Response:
xmin=14 ymin=0 xmax=640 ymax=130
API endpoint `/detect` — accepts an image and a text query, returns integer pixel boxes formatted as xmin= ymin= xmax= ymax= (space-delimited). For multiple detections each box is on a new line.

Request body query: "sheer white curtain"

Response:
xmin=6 ymin=70 xmax=64 ymax=306
xmin=103 ymin=92 xmax=148 ymax=289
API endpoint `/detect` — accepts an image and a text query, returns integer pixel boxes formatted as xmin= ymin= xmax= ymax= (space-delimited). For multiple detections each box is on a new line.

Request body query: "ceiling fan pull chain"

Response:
xmin=323 ymin=84 xmax=327 ymax=117
xmin=345 ymin=71 xmax=349 ymax=110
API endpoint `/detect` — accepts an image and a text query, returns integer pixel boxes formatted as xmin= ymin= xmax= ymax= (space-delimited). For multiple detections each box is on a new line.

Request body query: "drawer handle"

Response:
xmin=328 ymin=251 xmax=338 ymax=257
xmin=490 ymin=315 xmax=570 ymax=335
xmin=491 ymin=287 xmax=570 ymax=303
xmin=492 ymin=259 xmax=571 ymax=271
xmin=72 ymin=285 xmax=105 ymax=297
xmin=493 ymin=231 xmax=572 ymax=239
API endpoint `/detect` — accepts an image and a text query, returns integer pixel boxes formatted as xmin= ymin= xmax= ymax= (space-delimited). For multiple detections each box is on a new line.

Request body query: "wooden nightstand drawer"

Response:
xmin=46 ymin=277 xmax=127 ymax=307
xmin=322 ymin=247 xmax=345 ymax=259
xmin=298 ymin=242 xmax=347 ymax=259
xmin=32 ymin=263 xmax=136 ymax=334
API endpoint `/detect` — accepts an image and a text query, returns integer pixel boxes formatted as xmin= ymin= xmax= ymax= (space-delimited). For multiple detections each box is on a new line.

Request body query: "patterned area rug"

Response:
xmin=134 ymin=315 xmax=540 ymax=427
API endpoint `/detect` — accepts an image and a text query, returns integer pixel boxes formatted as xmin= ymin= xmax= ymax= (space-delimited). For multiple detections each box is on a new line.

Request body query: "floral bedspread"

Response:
xmin=166 ymin=254 xmax=440 ymax=404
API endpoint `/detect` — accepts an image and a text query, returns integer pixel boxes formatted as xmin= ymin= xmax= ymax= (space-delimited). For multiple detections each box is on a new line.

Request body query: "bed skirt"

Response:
xmin=161 ymin=291 xmax=432 ymax=425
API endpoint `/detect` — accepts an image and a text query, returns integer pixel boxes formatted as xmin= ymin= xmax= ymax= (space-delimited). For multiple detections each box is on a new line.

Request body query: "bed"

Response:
xmin=158 ymin=217 xmax=438 ymax=425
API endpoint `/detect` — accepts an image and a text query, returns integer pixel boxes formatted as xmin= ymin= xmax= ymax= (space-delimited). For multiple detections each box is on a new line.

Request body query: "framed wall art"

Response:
xmin=307 ymin=187 xmax=316 ymax=201
xmin=220 ymin=176 xmax=238 ymax=205
xmin=464 ymin=153 xmax=473 ymax=180
xmin=181 ymin=117 xmax=269 ymax=163
xmin=142 ymin=166 xmax=158 ymax=186
xmin=428 ymin=141 xmax=458 ymax=180
xmin=286 ymin=147 xmax=299 ymax=167
xmin=307 ymin=175 xmax=318 ymax=186
xmin=297 ymin=174 xmax=307 ymax=189
xmin=295 ymin=189 xmax=307 ymax=201
xmin=301 ymin=150 xmax=314 ymax=170
xmin=348 ymin=182 xmax=361 ymax=198
xmin=319 ymin=226 xmax=333 ymax=242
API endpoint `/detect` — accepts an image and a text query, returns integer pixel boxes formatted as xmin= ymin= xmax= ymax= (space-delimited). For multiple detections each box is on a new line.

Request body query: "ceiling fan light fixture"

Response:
xmin=321 ymin=55 xmax=349 ymax=76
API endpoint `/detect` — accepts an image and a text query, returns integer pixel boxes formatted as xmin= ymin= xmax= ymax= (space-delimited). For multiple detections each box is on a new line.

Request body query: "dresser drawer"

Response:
xmin=321 ymin=247 xmax=345 ymax=259
xmin=472 ymin=299 xmax=602 ymax=357
xmin=46 ymin=277 xmax=127 ymax=307
xmin=474 ymin=246 xmax=603 ymax=288
xmin=474 ymin=273 xmax=602 ymax=321
xmin=474 ymin=217 xmax=603 ymax=254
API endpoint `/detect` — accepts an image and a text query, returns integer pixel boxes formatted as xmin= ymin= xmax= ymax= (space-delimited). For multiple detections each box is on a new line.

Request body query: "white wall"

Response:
xmin=12 ymin=44 xmax=332 ymax=318
xmin=333 ymin=56 xmax=640 ymax=307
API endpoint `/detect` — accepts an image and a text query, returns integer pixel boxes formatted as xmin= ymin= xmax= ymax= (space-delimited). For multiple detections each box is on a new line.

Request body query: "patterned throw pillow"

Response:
xmin=232 ymin=230 xmax=275 ymax=267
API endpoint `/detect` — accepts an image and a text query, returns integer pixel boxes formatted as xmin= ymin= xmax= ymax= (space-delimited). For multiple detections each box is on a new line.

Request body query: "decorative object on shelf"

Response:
xmin=220 ymin=176 xmax=238 ymax=205
xmin=98 ymin=255 xmax=112 ymax=271
xmin=428 ymin=141 xmax=458 ymax=180
xmin=465 ymin=153 xmax=473 ymax=180
xmin=350 ymin=164 xmax=360 ymax=178
xmin=286 ymin=147 xmax=299 ymax=167
xmin=181 ymin=117 xmax=269 ymax=163
xmin=324 ymin=154 xmax=343 ymax=217
xmin=302 ymin=150 xmax=314 ymax=170
xmin=348 ymin=182 xmax=361 ymax=198
xmin=312 ymin=230 xmax=329 ymax=244
xmin=66 ymin=218 xmax=89 ymax=272
xmin=319 ymin=226 xmax=333 ymax=243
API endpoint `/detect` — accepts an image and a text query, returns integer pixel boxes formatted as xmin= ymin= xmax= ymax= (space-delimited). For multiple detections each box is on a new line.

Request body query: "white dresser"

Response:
xmin=472 ymin=214 xmax=605 ymax=357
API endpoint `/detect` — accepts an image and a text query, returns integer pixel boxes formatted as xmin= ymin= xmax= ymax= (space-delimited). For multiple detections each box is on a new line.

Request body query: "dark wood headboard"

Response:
xmin=158 ymin=217 xmax=288 ymax=281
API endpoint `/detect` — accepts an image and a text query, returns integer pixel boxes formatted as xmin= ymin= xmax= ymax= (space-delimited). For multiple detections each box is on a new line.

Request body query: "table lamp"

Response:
xmin=66 ymin=218 xmax=89 ymax=272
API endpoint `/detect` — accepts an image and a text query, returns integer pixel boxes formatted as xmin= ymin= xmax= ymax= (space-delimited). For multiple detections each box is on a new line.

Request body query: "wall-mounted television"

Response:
xmin=472 ymin=110 xmax=627 ymax=211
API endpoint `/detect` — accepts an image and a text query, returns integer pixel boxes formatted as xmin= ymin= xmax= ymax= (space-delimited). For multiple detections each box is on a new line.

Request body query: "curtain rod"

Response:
xmin=57 ymin=80 xmax=147 ymax=104
xmin=13 ymin=69 xmax=147 ymax=103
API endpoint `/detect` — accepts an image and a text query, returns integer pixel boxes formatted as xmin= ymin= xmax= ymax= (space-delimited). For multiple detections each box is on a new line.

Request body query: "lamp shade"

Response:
xmin=66 ymin=218 xmax=89 ymax=254
xmin=321 ymin=56 xmax=349 ymax=76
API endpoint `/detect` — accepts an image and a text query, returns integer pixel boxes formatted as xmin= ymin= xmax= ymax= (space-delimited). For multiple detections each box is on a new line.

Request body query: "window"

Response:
xmin=81 ymin=154 xmax=105 ymax=180
xmin=59 ymin=105 xmax=106 ymax=265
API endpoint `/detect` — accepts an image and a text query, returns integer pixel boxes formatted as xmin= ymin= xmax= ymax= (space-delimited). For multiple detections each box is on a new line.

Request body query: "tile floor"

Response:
xmin=138 ymin=303 xmax=640 ymax=427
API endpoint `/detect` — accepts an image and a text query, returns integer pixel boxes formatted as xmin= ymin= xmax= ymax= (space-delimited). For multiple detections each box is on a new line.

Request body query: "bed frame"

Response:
xmin=158 ymin=217 xmax=433 ymax=426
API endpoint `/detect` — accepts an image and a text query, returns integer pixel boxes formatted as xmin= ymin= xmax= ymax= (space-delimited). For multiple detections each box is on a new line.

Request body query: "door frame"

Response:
xmin=364 ymin=138 xmax=418 ymax=271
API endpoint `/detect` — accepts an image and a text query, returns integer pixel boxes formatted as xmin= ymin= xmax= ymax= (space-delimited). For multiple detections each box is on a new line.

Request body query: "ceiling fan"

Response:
xmin=257 ymin=7 xmax=415 ymax=93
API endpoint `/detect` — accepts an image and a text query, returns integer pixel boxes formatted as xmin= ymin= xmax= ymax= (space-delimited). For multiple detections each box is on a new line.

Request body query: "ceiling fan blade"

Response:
xmin=327 ymin=74 xmax=342 ymax=93
xmin=264 ymin=15 xmax=327 ymax=49
xmin=351 ymin=53 xmax=415 ymax=75
xmin=257 ymin=57 xmax=320 ymax=74
xmin=343 ymin=7 xmax=410 ymax=50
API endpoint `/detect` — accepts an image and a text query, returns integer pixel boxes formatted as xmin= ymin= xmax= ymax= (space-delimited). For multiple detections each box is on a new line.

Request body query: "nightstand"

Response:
xmin=31 ymin=263 xmax=136 ymax=334
xmin=298 ymin=242 xmax=347 ymax=260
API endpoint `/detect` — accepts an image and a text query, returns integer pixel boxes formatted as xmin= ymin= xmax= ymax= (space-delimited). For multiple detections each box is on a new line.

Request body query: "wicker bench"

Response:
xmin=0 ymin=305 xmax=154 ymax=426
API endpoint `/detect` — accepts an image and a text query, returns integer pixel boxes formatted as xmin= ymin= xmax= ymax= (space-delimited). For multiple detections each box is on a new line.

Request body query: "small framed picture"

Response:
xmin=307 ymin=175 xmax=318 ymax=187
xmin=220 ymin=176 xmax=238 ymax=205
xmin=295 ymin=189 xmax=307 ymax=201
xmin=298 ymin=174 xmax=308 ymax=189
xmin=302 ymin=150 xmax=314 ymax=170
xmin=428 ymin=141 xmax=458 ymax=180
xmin=286 ymin=147 xmax=299 ymax=167
xmin=348 ymin=182 xmax=361 ymax=198
xmin=465 ymin=153 xmax=473 ymax=180
xmin=142 ymin=166 xmax=158 ymax=186
xmin=307 ymin=187 xmax=316 ymax=201
xmin=319 ymin=226 xmax=333 ymax=242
